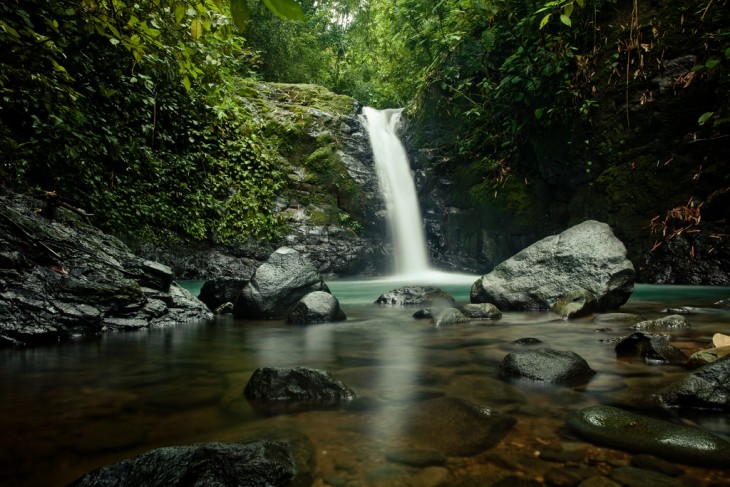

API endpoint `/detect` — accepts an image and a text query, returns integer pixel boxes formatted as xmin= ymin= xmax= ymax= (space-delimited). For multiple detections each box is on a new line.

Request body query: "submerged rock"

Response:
xmin=68 ymin=440 xmax=296 ymax=487
xmin=471 ymin=220 xmax=635 ymax=311
xmin=655 ymin=354 xmax=730 ymax=410
xmin=688 ymin=346 xmax=730 ymax=366
xmin=460 ymin=303 xmax=502 ymax=320
xmin=287 ymin=291 xmax=346 ymax=324
xmin=401 ymin=396 xmax=516 ymax=456
xmin=631 ymin=314 xmax=690 ymax=332
xmin=234 ymin=247 xmax=329 ymax=319
xmin=0 ymin=190 xmax=212 ymax=348
xmin=593 ymin=313 xmax=644 ymax=325
xmin=433 ymin=308 xmax=470 ymax=327
xmin=375 ymin=286 xmax=456 ymax=307
xmin=614 ymin=332 xmax=688 ymax=364
xmin=499 ymin=348 xmax=596 ymax=386
xmin=566 ymin=405 xmax=730 ymax=467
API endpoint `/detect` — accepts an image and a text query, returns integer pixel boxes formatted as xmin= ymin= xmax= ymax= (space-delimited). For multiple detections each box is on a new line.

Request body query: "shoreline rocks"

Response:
xmin=0 ymin=190 xmax=212 ymax=348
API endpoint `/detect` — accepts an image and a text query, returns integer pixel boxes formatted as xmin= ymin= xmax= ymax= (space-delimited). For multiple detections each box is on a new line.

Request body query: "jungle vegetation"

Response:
xmin=1 ymin=0 xmax=728 ymax=246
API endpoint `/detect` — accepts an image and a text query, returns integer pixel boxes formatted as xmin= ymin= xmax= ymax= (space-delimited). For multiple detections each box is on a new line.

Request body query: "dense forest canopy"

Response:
xmin=1 ymin=0 xmax=728 ymax=255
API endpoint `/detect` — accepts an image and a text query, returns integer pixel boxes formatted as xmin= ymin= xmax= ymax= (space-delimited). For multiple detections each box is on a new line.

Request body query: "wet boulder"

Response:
xmin=460 ymin=303 xmax=502 ymax=320
xmin=655 ymin=354 xmax=730 ymax=409
xmin=688 ymin=346 xmax=730 ymax=366
xmin=198 ymin=277 xmax=248 ymax=312
xmin=244 ymin=367 xmax=355 ymax=414
xmin=471 ymin=220 xmax=634 ymax=311
xmin=233 ymin=247 xmax=329 ymax=319
xmin=614 ymin=332 xmax=688 ymax=364
xmin=551 ymin=288 xmax=597 ymax=320
xmin=567 ymin=405 xmax=730 ymax=467
xmin=499 ymin=348 xmax=596 ymax=386
xmin=400 ymin=397 xmax=516 ymax=456
xmin=287 ymin=291 xmax=346 ymax=324
xmin=375 ymin=286 xmax=456 ymax=307
xmin=68 ymin=440 xmax=296 ymax=487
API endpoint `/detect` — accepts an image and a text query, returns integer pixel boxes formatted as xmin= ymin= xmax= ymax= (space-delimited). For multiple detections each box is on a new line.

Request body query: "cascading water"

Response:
xmin=361 ymin=106 xmax=430 ymax=276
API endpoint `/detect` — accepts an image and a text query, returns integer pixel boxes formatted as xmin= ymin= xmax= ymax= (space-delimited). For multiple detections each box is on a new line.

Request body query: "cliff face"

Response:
xmin=406 ymin=0 xmax=730 ymax=283
xmin=133 ymin=82 xmax=390 ymax=279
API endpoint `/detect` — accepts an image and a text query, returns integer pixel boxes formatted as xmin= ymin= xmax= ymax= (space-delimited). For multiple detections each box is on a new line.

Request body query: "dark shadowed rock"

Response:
xmin=198 ymin=277 xmax=248 ymax=312
xmin=401 ymin=396 xmax=516 ymax=456
xmin=654 ymin=354 xmax=730 ymax=409
xmin=234 ymin=247 xmax=329 ymax=319
xmin=614 ymin=332 xmax=688 ymax=364
xmin=499 ymin=348 xmax=596 ymax=386
xmin=471 ymin=220 xmax=634 ymax=311
xmin=567 ymin=405 xmax=730 ymax=467
xmin=0 ymin=190 xmax=212 ymax=348
xmin=551 ymin=288 xmax=597 ymax=319
xmin=413 ymin=308 xmax=435 ymax=320
xmin=287 ymin=291 xmax=346 ymax=324
xmin=460 ymin=303 xmax=502 ymax=320
xmin=67 ymin=440 xmax=295 ymax=487
xmin=433 ymin=307 xmax=470 ymax=327
xmin=244 ymin=367 xmax=355 ymax=414
xmin=375 ymin=286 xmax=456 ymax=306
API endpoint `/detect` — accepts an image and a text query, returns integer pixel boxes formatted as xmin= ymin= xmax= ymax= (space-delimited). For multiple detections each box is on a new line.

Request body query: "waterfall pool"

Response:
xmin=1 ymin=278 xmax=729 ymax=486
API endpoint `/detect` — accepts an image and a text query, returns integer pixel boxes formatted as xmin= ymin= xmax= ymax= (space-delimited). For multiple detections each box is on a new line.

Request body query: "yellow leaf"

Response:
xmin=191 ymin=18 xmax=203 ymax=39
xmin=539 ymin=13 xmax=551 ymax=29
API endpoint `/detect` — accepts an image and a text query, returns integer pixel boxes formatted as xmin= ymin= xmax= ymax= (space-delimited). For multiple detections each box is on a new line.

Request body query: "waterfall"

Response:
xmin=361 ymin=107 xmax=430 ymax=276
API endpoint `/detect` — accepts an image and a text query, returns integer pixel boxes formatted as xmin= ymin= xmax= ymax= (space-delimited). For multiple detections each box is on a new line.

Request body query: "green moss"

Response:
xmin=306 ymin=208 xmax=331 ymax=226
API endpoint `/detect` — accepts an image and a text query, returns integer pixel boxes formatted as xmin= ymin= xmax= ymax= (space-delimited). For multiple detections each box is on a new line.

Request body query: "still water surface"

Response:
xmin=1 ymin=278 xmax=730 ymax=486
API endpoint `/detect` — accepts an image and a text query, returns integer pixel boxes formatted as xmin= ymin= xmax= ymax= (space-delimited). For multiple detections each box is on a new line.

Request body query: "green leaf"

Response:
xmin=534 ymin=108 xmax=544 ymax=119
xmin=191 ymin=18 xmax=203 ymax=39
xmin=182 ymin=76 xmax=191 ymax=92
xmin=564 ymin=3 xmax=574 ymax=17
xmin=705 ymin=58 xmax=721 ymax=69
xmin=175 ymin=4 xmax=186 ymax=23
xmin=229 ymin=0 xmax=250 ymax=31
xmin=262 ymin=0 xmax=305 ymax=20
xmin=698 ymin=111 xmax=714 ymax=125
xmin=560 ymin=14 xmax=571 ymax=26
xmin=539 ymin=13 xmax=551 ymax=30
xmin=725 ymin=48 xmax=730 ymax=59
xmin=576 ymin=0 xmax=585 ymax=7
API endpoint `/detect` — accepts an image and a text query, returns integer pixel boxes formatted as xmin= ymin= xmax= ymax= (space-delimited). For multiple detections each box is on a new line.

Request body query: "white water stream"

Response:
xmin=361 ymin=107 xmax=431 ymax=277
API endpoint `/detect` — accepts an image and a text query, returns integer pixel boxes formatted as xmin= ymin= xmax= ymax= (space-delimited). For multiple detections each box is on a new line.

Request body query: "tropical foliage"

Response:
xmin=1 ymin=0 xmax=728 ymax=247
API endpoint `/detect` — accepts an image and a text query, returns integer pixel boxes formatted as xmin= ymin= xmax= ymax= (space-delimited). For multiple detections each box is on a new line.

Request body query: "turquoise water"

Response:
xmin=1 ymin=278 xmax=729 ymax=486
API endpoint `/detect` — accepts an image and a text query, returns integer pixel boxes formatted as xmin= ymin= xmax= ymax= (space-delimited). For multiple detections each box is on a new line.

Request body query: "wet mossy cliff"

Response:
xmin=405 ymin=0 xmax=730 ymax=283
xmin=135 ymin=82 xmax=390 ymax=279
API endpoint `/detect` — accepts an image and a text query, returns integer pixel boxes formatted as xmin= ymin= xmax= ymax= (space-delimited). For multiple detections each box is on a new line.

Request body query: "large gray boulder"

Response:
xmin=233 ymin=247 xmax=329 ymax=319
xmin=0 ymin=190 xmax=212 ymax=348
xmin=68 ymin=440 xmax=296 ymax=487
xmin=471 ymin=220 xmax=635 ymax=311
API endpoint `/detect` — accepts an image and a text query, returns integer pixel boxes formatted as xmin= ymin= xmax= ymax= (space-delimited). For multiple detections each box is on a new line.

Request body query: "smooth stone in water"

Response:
xmin=401 ymin=396 xmax=516 ymax=456
xmin=593 ymin=313 xmax=644 ymax=324
xmin=499 ymin=348 xmax=596 ymax=386
xmin=688 ymin=346 xmax=730 ymax=365
xmin=287 ymin=291 xmax=346 ymax=324
xmin=566 ymin=405 xmax=730 ymax=467
xmin=713 ymin=332 xmax=730 ymax=348
xmin=460 ymin=303 xmax=502 ymax=320
xmin=375 ymin=286 xmax=456 ymax=306
xmin=614 ymin=332 xmax=687 ymax=364
xmin=551 ymin=288 xmax=597 ymax=320
xmin=631 ymin=314 xmax=690 ymax=331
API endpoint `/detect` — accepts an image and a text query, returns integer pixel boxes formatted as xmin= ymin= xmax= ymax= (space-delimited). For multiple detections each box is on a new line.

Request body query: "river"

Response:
xmin=1 ymin=278 xmax=729 ymax=486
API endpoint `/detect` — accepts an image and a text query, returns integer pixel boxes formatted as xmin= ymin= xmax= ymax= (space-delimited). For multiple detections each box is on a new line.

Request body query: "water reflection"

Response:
xmin=0 ymin=281 xmax=729 ymax=486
